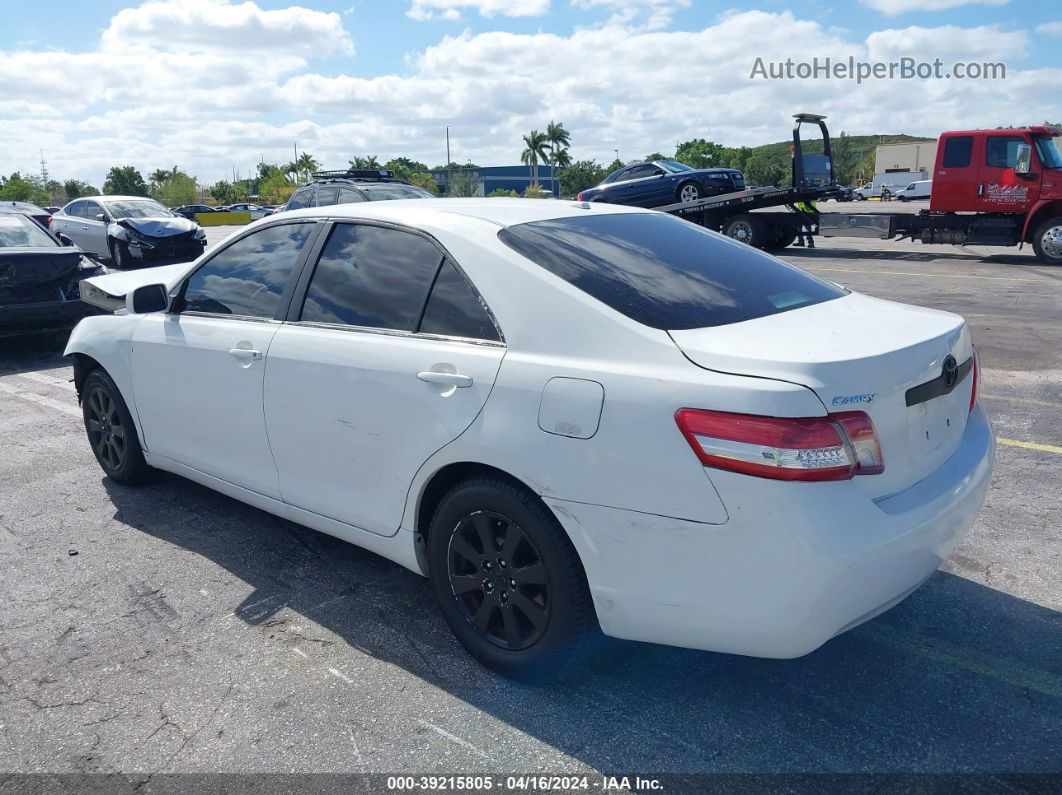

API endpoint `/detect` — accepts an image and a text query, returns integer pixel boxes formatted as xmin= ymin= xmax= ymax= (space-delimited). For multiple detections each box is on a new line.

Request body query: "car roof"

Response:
xmin=73 ymin=195 xmax=160 ymax=202
xmin=276 ymin=197 xmax=652 ymax=229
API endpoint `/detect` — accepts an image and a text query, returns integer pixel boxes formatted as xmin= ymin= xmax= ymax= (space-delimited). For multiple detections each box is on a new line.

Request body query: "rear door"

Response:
xmin=931 ymin=134 xmax=979 ymax=211
xmin=131 ymin=220 xmax=320 ymax=497
xmin=976 ymin=133 xmax=1041 ymax=212
xmin=264 ymin=221 xmax=505 ymax=536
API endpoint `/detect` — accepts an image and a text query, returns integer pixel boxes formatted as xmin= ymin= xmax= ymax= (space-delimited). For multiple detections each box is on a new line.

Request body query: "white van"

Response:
xmin=897 ymin=180 xmax=932 ymax=201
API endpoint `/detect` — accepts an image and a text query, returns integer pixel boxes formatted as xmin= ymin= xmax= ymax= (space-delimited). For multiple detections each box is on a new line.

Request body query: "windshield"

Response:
xmin=1034 ymin=136 xmax=1062 ymax=169
xmin=0 ymin=214 xmax=57 ymax=248
xmin=103 ymin=200 xmax=172 ymax=219
xmin=498 ymin=213 xmax=844 ymax=330
xmin=658 ymin=160 xmax=695 ymax=173
xmin=362 ymin=184 xmax=434 ymax=200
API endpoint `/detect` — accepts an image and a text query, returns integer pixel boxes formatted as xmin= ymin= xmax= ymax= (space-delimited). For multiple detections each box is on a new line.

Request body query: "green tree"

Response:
xmin=295 ymin=152 xmax=320 ymax=182
xmin=521 ymin=129 xmax=549 ymax=188
xmin=385 ymin=157 xmax=430 ymax=174
xmin=153 ymin=172 xmax=198 ymax=207
xmin=545 ymin=120 xmax=571 ymax=197
xmin=605 ymin=158 xmax=623 ymax=174
xmin=348 ymin=155 xmax=380 ymax=169
xmin=644 ymin=152 xmax=667 ymax=162
xmin=487 ymin=188 xmax=518 ymax=197
xmin=559 ymin=160 xmax=607 ymax=197
xmin=209 ymin=180 xmax=231 ymax=202
xmin=260 ymin=171 xmax=295 ymax=204
xmin=63 ymin=179 xmax=97 ymax=200
xmin=448 ymin=168 xmax=480 ymax=197
xmin=384 ymin=158 xmax=437 ymax=193
xmin=103 ymin=166 xmax=148 ymax=196
xmin=674 ymin=139 xmax=726 ymax=169
xmin=744 ymin=154 xmax=785 ymax=187
xmin=0 ymin=172 xmax=49 ymax=204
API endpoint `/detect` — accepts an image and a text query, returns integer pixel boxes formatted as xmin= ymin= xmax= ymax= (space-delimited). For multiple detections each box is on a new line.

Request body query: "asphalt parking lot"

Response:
xmin=1 ymin=215 xmax=1060 ymax=778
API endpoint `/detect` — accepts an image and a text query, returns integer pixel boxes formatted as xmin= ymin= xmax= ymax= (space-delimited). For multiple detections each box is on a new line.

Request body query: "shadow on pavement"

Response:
xmin=102 ymin=473 xmax=1062 ymax=773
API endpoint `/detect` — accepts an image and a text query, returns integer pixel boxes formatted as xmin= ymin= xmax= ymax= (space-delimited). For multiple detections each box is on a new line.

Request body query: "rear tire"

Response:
xmin=766 ymin=231 xmax=797 ymax=250
xmin=428 ymin=476 xmax=598 ymax=681
xmin=677 ymin=182 xmax=701 ymax=203
xmin=1032 ymin=216 xmax=1062 ymax=266
xmin=82 ymin=369 xmax=152 ymax=485
xmin=723 ymin=214 xmax=768 ymax=248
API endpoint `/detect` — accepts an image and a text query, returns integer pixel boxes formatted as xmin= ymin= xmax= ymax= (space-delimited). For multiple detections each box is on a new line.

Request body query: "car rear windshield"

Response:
xmin=497 ymin=213 xmax=845 ymax=330
xmin=0 ymin=214 xmax=55 ymax=248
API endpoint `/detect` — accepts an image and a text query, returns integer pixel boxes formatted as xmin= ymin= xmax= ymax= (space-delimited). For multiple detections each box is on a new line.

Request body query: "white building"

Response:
xmin=874 ymin=141 xmax=938 ymax=178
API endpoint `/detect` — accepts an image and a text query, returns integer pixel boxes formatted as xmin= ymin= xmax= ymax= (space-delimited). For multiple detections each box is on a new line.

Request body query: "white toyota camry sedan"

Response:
xmin=67 ymin=198 xmax=994 ymax=679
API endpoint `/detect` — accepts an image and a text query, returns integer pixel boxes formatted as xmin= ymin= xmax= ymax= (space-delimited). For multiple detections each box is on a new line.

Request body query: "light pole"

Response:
xmin=446 ymin=126 xmax=452 ymax=197
xmin=614 ymin=148 xmax=620 ymax=166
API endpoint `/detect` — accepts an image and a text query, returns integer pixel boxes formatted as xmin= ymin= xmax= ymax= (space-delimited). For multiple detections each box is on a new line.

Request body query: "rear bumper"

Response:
xmin=0 ymin=291 xmax=97 ymax=338
xmin=548 ymin=403 xmax=995 ymax=658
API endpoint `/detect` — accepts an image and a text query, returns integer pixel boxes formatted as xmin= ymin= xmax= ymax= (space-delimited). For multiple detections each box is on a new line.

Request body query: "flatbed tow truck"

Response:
xmin=657 ymin=113 xmax=1062 ymax=266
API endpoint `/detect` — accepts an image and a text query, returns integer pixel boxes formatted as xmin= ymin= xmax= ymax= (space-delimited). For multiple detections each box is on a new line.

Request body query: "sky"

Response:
xmin=1 ymin=0 xmax=1059 ymax=187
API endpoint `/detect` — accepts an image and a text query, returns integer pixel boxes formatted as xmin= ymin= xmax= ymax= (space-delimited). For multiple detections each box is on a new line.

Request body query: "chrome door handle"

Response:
xmin=228 ymin=347 xmax=262 ymax=361
xmin=417 ymin=371 xmax=473 ymax=388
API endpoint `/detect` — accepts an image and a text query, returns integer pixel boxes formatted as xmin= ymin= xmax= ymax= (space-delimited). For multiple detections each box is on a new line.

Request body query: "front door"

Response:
xmin=264 ymin=222 xmax=505 ymax=536
xmin=130 ymin=220 xmax=319 ymax=498
xmin=976 ymin=133 xmax=1041 ymax=213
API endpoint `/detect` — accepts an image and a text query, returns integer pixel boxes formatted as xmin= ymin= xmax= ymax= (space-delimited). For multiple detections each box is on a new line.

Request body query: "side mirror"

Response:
xmin=1015 ymin=143 xmax=1033 ymax=176
xmin=95 ymin=213 xmax=107 ymax=222
xmin=127 ymin=284 xmax=169 ymax=314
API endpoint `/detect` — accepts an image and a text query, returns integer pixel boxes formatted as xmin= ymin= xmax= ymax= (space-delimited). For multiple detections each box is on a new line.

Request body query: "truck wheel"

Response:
xmin=723 ymin=214 xmax=767 ymax=248
xmin=766 ymin=231 xmax=797 ymax=250
xmin=1032 ymin=217 xmax=1062 ymax=266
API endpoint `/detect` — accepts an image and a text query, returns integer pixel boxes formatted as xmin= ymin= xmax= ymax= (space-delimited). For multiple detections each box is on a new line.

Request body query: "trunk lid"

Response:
xmin=0 ymin=247 xmax=81 ymax=288
xmin=669 ymin=292 xmax=974 ymax=498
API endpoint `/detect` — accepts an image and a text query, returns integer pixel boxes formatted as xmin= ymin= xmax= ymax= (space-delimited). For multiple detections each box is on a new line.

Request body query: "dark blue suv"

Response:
xmin=577 ymin=160 xmax=745 ymax=207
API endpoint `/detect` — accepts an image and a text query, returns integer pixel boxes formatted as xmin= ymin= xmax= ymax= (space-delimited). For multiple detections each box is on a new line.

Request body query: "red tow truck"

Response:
xmin=662 ymin=114 xmax=1062 ymax=265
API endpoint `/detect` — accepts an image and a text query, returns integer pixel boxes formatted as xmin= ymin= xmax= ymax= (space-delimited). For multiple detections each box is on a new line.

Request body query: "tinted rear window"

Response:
xmin=497 ymin=213 xmax=844 ymax=330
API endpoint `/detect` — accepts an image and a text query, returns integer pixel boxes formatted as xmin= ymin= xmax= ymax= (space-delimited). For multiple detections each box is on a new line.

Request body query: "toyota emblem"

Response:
xmin=942 ymin=355 xmax=958 ymax=389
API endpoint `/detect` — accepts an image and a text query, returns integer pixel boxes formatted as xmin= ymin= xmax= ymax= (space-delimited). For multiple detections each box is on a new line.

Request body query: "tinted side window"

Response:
xmin=419 ymin=261 xmax=500 ymax=342
xmin=498 ymin=214 xmax=845 ymax=330
xmin=65 ymin=201 xmax=85 ymax=218
xmin=183 ymin=223 xmax=314 ymax=318
xmin=300 ymin=224 xmax=442 ymax=331
xmin=316 ymin=186 xmax=339 ymax=206
xmin=338 ymin=188 xmax=365 ymax=204
xmin=287 ymin=187 xmax=313 ymax=210
xmin=942 ymin=136 xmax=973 ymax=168
xmin=986 ymin=135 xmax=1027 ymax=168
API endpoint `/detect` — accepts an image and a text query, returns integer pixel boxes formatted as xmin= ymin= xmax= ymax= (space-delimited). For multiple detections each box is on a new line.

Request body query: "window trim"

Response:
xmin=284 ymin=218 xmax=505 ymax=345
xmin=170 ymin=218 xmax=325 ymax=322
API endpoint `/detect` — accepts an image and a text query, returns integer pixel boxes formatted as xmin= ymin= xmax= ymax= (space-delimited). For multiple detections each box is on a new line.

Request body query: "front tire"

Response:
xmin=109 ymin=238 xmax=131 ymax=269
xmin=428 ymin=476 xmax=597 ymax=681
xmin=82 ymin=369 xmax=152 ymax=485
xmin=1032 ymin=216 xmax=1062 ymax=266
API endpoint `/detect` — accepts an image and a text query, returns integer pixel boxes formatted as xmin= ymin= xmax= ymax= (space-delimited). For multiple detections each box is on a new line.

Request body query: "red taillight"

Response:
xmin=969 ymin=348 xmax=979 ymax=412
xmin=576 ymin=192 xmax=584 ymax=201
xmin=675 ymin=408 xmax=884 ymax=482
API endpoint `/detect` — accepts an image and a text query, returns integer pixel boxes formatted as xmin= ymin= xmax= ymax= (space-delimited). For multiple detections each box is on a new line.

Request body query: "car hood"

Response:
xmin=114 ymin=216 xmax=197 ymax=237
xmin=0 ymin=247 xmax=82 ymax=287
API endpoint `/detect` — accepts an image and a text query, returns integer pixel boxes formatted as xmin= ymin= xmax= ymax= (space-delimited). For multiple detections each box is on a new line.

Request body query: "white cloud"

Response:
xmin=861 ymin=0 xmax=1009 ymax=15
xmin=866 ymin=24 xmax=1029 ymax=60
xmin=1036 ymin=21 xmax=1062 ymax=36
xmin=1 ymin=4 xmax=1058 ymax=188
xmin=572 ymin=0 xmax=690 ymax=31
xmin=407 ymin=0 xmax=549 ymax=22
xmin=101 ymin=0 xmax=353 ymax=55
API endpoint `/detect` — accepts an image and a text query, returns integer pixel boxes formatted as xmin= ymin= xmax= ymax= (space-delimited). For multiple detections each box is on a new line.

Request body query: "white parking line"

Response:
xmin=329 ymin=667 xmax=355 ymax=684
xmin=417 ymin=719 xmax=491 ymax=759
xmin=18 ymin=372 xmax=76 ymax=392
xmin=0 ymin=381 xmax=81 ymax=417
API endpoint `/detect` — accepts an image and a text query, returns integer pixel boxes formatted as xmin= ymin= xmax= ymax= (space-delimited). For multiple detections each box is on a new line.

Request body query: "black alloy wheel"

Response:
xmin=447 ymin=510 xmax=550 ymax=651
xmin=81 ymin=369 xmax=151 ymax=484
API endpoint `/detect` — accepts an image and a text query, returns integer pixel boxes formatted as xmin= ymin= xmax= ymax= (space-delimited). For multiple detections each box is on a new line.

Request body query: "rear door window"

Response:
xmin=286 ymin=187 xmax=314 ymax=210
xmin=498 ymin=213 xmax=845 ymax=330
xmin=418 ymin=260 xmax=500 ymax=342
xmin=942 ymin=136 xmax=974 ymax=168
xmin=338 ymin=188 xmax=365 ymax=203
xmin=299 ymin=223 xmax=442 ymax=331
xmin=316 ymin=186 xmax=339 ymax=207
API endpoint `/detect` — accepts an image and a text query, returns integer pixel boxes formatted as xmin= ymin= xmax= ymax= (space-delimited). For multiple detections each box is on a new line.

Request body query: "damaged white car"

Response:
xmin=51 ymin=196 xmax=207 ymax=269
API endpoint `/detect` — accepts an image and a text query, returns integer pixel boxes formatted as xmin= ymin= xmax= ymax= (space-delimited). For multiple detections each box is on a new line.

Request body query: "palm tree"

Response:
xmin=521 ymin=130 xmax=549 ymax=189
xmin=149 ymin=169 xmax=170 ymax=186
xmin=295 ymin=152 xmax=319 ymax=181
xmin=545 ymin=121 xmax=571 ymax=196
xmin=348 ymin=155 xmax=380 ymax=170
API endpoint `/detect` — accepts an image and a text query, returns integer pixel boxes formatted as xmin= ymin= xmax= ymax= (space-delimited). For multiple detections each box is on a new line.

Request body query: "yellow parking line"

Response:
xmin=997 ymin=437 xmax=1062 ymax=455
xmin=805 ymin=267 xmax=1050 ymax=284
xmin=982 ymin=393 xmax=1062 ymax=409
